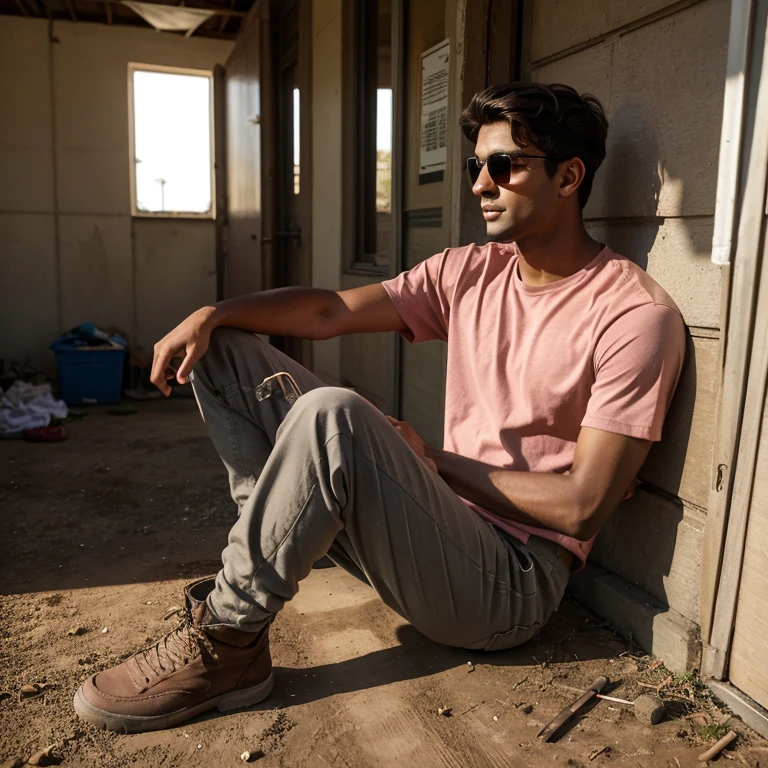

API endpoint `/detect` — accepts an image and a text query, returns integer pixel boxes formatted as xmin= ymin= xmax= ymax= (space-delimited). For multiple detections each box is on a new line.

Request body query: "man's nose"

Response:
xmin=472 ymin=165 xmax=497 ymax=197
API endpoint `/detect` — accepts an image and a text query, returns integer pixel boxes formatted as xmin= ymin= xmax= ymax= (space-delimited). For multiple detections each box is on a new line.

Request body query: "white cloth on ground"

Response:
xmin=0 ymin=381 xmax=68 ymax=436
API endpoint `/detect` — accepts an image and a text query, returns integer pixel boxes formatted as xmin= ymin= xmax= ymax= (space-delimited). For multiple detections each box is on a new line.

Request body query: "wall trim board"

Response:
xmin=530 ymin=0 xmax=709 ymax=68
xmin=707 ymin=680 xmax=768 ymax=739
xmin=583 ymin=214 xmax=714 ymax=225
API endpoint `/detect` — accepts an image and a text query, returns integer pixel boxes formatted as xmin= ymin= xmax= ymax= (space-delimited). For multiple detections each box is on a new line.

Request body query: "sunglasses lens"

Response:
xmin=486 ymin=154 xmax=512 ymax=185
xmin=466 ymin=158 xmax=481 ymax=184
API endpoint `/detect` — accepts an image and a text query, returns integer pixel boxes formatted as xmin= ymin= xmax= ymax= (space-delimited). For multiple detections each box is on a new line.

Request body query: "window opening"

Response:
xmin=130 ymin=65 xmax=214 ymax=217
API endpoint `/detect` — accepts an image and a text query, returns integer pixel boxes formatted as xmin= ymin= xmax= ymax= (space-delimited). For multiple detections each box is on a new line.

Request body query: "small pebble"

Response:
xmin=437 ymin=706 xmax=452 ymax=717
xmin=467 ymin=662 xmax=475 ymax=673
xmin=197 ymin=743 xmax=202 ymax=749
xmin=493 ymin=715 xmax=498 ymax=722
xmin=240 ymin=752 xmax=251 ymax=762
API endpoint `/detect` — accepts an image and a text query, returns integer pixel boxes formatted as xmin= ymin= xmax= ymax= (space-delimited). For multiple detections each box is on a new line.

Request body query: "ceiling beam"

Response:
xmin=101 ymin=0 xmax=246 ymax=17
xmin=217 ymin=0 xmax=236 ymax=33
xmin=26 ymin=0 xmax=42 ymax=15
xmin=105 ymin=0 xmax=112 ymax=22
xmin=63 ymin=0 xmax=77 ymax=20
xmin=13 ymin=0 xmax=31 ymax=16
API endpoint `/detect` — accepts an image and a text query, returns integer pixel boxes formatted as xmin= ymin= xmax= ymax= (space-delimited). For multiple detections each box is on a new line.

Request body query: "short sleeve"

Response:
xmin=381 ymin=249 xmax=453 ymax=343
xmin=582 ymin=304 xmax=686 ymax=441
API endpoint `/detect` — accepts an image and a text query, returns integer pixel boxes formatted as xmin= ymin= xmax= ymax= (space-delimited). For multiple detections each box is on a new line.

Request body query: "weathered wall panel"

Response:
xmin=602 ymin=0 xmax=729 ymax=219
xmin=531 ymin=42 xmax=612 ymax=114
xmin=340 ymin=273 xmax=395 ymax=411
xmin=641 ymin=336 xmax=719 ymax=510
xmin=526 ymin=0 xmax=728 ymax=665
xmin=401 ymin=340 xmax=445 ymax=449
xmin=0 ymin=18 xmax=54 ymax=213
xmin=586 ymin=218 xmax=721 ymax=329
xmin=0 ymin=214 xmax=58 ymax=372
xmin=531 ymin=0 xmax=680 ymax=62
xmin=398 ymin=220 xmax=448 ymax=443
xmin=133 ymin=219 xmax=217 ymax=357
xmin=534 ymin=0 xmax=729 ymax=221
xmin=58 ymin=214 xmax=134 ymax=335
xmin=0 ymin=17 xmax=232 ymax=376
xmin=591 ymin=488 xmax=706 ymax=623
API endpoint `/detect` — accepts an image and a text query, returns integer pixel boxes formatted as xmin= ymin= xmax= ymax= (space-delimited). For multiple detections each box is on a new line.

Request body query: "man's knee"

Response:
xmin=291 ymin=387 xmax=375 ymax=420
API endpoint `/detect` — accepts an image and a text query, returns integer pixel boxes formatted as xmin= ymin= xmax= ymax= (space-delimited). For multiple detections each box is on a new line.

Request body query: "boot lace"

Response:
xmin=133 ymin=605 xmax=217 ymax=683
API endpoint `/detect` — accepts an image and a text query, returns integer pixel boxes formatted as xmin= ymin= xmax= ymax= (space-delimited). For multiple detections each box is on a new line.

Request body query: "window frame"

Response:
xmin=127 ymin=62 xmax=216 ymax=220
xmin=341 ymin=0 xmax=403 ymax=276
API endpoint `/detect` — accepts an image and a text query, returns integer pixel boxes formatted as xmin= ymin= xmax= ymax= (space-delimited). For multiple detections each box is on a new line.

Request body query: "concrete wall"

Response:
xmin=0 ymin=17 xmax=231 ymax=374
xmin=529 ymin=0 xmax=729 ymax=671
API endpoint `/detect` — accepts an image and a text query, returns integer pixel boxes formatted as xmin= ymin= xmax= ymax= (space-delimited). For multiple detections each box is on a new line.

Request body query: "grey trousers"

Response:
xmin=190 ymin=328 xmax=569 ymax=651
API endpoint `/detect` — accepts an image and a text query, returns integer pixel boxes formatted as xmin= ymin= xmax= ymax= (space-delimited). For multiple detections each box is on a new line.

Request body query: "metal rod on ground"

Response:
xmin=537 ymin=677 xmax=608 ymax=742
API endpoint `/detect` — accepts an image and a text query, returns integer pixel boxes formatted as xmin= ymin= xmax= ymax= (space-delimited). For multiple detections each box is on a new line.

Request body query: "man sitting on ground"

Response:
xmin=74 ymin=83 xmax=685 ymax=733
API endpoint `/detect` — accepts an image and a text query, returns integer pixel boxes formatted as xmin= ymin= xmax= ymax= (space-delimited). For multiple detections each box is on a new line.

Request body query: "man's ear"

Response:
xmin=559 ymin=157 xmax=586 ymax=200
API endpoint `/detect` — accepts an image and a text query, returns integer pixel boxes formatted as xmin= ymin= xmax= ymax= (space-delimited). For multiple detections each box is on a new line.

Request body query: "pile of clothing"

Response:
xmin=0 ymin=381 xmax=68 ymax=440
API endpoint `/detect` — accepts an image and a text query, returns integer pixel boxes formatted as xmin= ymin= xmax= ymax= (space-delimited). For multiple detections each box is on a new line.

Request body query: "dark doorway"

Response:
xmin=270 ymin=0 xmax=310 ymax=364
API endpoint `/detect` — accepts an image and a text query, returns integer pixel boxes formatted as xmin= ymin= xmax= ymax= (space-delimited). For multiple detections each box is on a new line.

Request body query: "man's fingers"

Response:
xmin=150 ymin=347 xmax=174 ymax=396
xmin=175 ymin=348 xmax=197 ymax=384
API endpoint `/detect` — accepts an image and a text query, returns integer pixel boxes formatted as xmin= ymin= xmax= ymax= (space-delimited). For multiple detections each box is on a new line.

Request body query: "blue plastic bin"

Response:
xmin=55 ymin=347 xmax=126 ymax=405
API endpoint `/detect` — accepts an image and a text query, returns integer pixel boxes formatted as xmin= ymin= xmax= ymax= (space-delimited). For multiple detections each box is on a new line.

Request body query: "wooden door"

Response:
xmin=728 ymin=392 xmax=768 ymax=708
xmin=224 ymin=15 xmax=265 ymax=298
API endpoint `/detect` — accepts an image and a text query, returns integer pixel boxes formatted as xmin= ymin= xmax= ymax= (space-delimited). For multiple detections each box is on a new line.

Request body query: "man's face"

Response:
xmin=471 ymin=121 xmax=563 ymax=243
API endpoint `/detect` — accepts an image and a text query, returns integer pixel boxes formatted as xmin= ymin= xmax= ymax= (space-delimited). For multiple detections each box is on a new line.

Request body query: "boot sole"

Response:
xmin=73 ymin=673 xmax=274 ymax=734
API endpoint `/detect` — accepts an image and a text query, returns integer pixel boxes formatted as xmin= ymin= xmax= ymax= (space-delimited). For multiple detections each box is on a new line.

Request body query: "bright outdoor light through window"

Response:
xmin=130 ymin=67 xmax=213 ymax=216
xmin=376 ymin=88 xmax=392 ymax=214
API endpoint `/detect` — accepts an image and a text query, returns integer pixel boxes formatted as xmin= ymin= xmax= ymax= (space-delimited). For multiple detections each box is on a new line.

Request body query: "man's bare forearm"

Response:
xmin=200 ymin=287 xmax=345 ymax=340
xmin=425 ymin=446 xmax=591 ymax=539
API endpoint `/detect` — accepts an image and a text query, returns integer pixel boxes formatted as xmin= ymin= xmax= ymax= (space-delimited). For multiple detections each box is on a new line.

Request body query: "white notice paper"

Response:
xmin=419 ymin=39 xmax=450 ymax=179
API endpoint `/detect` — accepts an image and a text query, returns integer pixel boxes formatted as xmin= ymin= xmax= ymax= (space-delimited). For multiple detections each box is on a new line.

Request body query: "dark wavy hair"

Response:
xmin=460 ymin=83 xmax=608 ymax=208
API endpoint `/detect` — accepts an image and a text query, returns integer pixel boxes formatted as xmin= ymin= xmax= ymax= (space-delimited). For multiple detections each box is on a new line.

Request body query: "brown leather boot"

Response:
xmin=73 ymin=577 xmax=273 ymax=733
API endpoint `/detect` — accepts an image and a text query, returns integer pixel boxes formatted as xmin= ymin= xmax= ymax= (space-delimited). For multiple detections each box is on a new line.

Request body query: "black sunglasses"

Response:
xmin=466 ymin=151 xmax=571 ymax=185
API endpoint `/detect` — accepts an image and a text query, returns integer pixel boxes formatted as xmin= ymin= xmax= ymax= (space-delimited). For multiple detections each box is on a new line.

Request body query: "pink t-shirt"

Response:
xmin=382 ymin=242 xmax=686 ymax=566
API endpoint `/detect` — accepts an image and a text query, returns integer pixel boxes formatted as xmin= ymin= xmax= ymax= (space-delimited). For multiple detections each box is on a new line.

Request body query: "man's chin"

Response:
xmin=485 ymin=223 xmax=516 ymax=243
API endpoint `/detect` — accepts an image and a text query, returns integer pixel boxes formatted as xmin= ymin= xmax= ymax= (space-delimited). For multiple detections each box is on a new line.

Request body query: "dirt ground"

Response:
xmin=1 ymin=398 xmax=767 ymax=768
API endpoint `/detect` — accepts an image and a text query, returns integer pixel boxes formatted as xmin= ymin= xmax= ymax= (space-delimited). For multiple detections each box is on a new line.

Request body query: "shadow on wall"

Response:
xmin=591 ymin=102 xmax=698 ymax=497
xmin=588 ymin=103 xmax=664 ymax=270
xmin=575 ymin=105 xmax=699 ymax=659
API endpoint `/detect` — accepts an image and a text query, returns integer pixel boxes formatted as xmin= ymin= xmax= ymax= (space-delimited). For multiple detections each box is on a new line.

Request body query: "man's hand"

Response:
xmin=149 ymin=283 xmax=407 ymax=397
xmin=386 ymin=416 xmax=438 ymax=473
xmin=150 ymin=306 xmax=217 ymax=396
